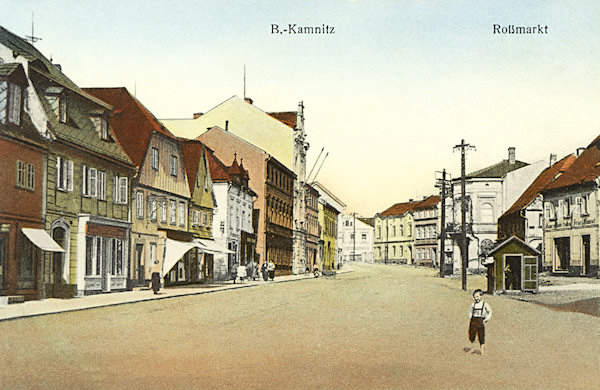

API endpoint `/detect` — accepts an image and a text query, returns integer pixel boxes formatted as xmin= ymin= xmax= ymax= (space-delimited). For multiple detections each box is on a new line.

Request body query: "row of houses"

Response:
xmin=0 ymin=25 xmax=358 ymax=301
xmin=374 ymin=142 xmax=600 ymax=291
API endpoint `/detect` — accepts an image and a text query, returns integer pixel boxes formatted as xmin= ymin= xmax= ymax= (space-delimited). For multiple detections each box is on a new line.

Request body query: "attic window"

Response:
xmin=44 ymin=86 xmax=66 ymax=123
xmin=0 ymin=80 xmax=23 ymax=125
xmin=90 ymin=115 xmax=109 ymax=140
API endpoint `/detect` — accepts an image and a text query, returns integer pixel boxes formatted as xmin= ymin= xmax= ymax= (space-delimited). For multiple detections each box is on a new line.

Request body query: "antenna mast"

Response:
xmin=26 ymin=11 xmax=42 ymax=44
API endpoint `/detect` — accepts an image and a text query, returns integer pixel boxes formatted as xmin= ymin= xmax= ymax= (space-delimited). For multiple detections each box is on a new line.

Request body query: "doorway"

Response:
xmin=0 ymin=235 xmax=5 ymax=292
xmin=582 ymin=235 xmax=590 ymax=275
xmin=504 ymin=255 xmax=521 ymax=291
xmin=51 ymin=227 xmax=66 ymax=284
xmin=134 ymin=244 xmax=144 ymax=284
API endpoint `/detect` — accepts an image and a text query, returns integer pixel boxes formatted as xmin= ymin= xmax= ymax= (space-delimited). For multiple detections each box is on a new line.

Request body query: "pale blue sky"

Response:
xmin=2 ymin=1 xmax=599 ymax=215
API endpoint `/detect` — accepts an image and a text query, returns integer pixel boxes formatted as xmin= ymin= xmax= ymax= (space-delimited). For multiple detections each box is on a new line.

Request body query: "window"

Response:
xmin=582 ymin=195 xmax=589 ymax=215
xmin=350 ymin=233 xmax=355 ymax=240
xmin=151 ymin=148 xmax=159 ymax=170
xmin=56 ymin=157 xmax=73 ymax=191
xmin=0 ymin=81 xmax=22 ymax=125
xmin=97 ymin=171 xmax=106 ymax=200
xmin=169 ymin=200 xmax=176 ymax=225
xmin=90 ymin=116 xmax=108 ymax=140
xmin=196 ymin=172 xmax=200 ymax=188
xmin=149 ymin=243 xmax=157 ymax=268
xmin=178 ymin=202 xmax=185 ymax=226
xmin=480 ymin=203 xmax=494 ymax=223
xmin=192 ymin=210 xmax=199 ymax=226
xmin=362 ymin=233 xmax=367 ymax=240
xmin=59 ymin=95 xmax=67 ymax=123
xmin=136 ymin=191 xmax=144 ymax=219
xmin=18 ymin=233 xmax=35 ymax=289
xmin=160 ymin=201 xmax=167 ymax=223
xmin=148 ymin=197 xmax=157 ymax=221
xmin=545 ymin=203 xmax=555 ymax=220
xmin=113 ymin=176 xmax=128 ymax=204
xmin=16 ymin=161 xmax=35 ymax=190
xmin=170 ymin=155 xmax=178 ymax=176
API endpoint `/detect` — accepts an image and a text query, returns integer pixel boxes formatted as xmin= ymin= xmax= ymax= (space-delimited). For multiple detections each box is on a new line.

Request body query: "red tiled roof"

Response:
xmin=204 ymin=146 xmax=231 ymax=183
xmin=228 ymin=156 xmax=245 ymax=177
xmin=502 ymin=154 xmax=576 ymax=217
xmin=379 ymin=200 xmax=421 ymax=217
xmin=413 ymin=195 xmax=441 ymax=210
xmin=180 ymin=139 xmax=207 ymax=193
xmin=83 ymin=87 xmax=174 ymax=167
xmin=502 ymin=154 xmax=575 ymax=216
xmin=544 ymin=135 xmax=600 ymax=191
xmin=268 ymin=112 xmax=297 ymax=128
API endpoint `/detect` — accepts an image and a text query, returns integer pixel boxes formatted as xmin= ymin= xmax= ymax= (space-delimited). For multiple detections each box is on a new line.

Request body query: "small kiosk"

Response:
xmin=486 ymin=236 xmax=540 ymax=294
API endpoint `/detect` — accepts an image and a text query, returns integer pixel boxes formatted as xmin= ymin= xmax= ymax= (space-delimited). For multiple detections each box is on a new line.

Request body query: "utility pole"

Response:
xmin=353 ymin=212 xmax=356 ymax=263
xmin=435 ymin=169 xmax=450 ymax=278
xmin=385 ymin=217 xmax=389 ymax=264
xmin=453 ymin=139 xmax=475 ymax=290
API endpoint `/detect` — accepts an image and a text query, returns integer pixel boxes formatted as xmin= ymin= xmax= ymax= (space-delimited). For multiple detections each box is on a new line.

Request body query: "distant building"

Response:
xmin=374 ymin=200 xmax=419 ymax=264
xmin=337 ymin=214 xmax=374 ymax=264
xmin=305 ymin=184 xmax=320 ymax=272
xmin=413 ymin=196 xmax=441 ymax=267
xmin=312 ymin=182 xmax=346 ymax=271
xmin=446 ymin=147 xmax=546 ymax=270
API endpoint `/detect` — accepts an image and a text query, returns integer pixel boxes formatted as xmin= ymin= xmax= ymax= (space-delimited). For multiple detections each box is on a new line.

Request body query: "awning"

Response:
xmin=194 ymin=239 xmax=234 ymax=254
xmin=162 ymin=239 xmax=204 ymax=277
xmin=21 ymin=228 xmax=65 ymax=252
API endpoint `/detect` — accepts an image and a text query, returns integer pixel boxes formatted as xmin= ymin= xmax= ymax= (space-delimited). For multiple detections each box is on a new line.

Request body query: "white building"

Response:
xmin=206 ymin=151 xmax=256 ymax=280
xmin=337 ymin=214 xmax=374 ymax=264
xmin=446 ymin=147 xmax=546 ymax=270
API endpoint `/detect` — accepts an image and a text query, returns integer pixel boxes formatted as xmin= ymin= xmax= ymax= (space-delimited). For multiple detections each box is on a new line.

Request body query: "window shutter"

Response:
xmin=82 ymin=166 xmax=87 ymax=195
xmin=113 ymin=176 xmax=118 ymax=202
xmin=120 ymin=177 xmax=128 ymax=204
xmin=67 ymin=160 xmax=73 ymax=191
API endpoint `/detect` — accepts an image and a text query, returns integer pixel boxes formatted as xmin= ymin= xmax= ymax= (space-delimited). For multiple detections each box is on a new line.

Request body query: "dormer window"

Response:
xmin=90 ymin=114 xmax=109 ymax=140
xmin=0 ymin=80 xmax=22 ymax=125
xmin=44 ymin=86 xmax=66 ymax=123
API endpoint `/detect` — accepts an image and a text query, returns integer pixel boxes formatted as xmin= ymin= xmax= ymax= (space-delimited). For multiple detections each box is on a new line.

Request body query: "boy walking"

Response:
xmin=465 ymin=289 xmax=492 ymax=355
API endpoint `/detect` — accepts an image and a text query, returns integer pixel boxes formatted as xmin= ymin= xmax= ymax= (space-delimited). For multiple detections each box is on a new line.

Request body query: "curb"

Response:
xmin=0 ymin=268 xmax=353 ymax=322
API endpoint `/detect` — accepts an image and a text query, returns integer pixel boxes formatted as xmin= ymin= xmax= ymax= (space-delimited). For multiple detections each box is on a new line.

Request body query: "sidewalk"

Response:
xmin=0 ymin=266 xmax=352 ymax=322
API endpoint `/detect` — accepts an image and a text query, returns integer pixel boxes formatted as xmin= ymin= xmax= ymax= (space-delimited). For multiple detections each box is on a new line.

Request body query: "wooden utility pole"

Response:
xmin=454 ymin=139 xmax=475 ymax=291
xmin=437 ymin=169 xmax=447 ymax=278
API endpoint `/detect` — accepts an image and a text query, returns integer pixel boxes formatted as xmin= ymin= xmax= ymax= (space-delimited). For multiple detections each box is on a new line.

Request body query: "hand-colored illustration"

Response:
xmin=0 ymin=1 xmax=598 ymax=389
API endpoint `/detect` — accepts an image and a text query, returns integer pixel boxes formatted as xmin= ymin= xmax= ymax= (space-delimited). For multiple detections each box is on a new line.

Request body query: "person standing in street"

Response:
xmin=261 ymin=261 xmax=269 ymax=281
xmin=150 ymin=260 xmax=161 ymax=295
xmin=465 ymin=289 xmax=492 ymax=355
xmin=267 ymin=260 xmax=276 ymax=281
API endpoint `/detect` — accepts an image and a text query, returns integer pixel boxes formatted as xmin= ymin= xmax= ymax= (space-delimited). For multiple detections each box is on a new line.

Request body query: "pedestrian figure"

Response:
xmin=150 ymin=260 xmax=161 ymax=295
xmin=231 ymin=263 xmax=238 ymax=284
xmin=267 ymin=260 xmax=275 ymax=281
xmin=465 ymin=289 xmax=492 ymax=355
xmin=237 ymin=264 xmax=247 ymax=283
xmin=251 ymin=261 xmax=258 ymax=280
xmin=261 ymin=261 xmax=269 ymax=281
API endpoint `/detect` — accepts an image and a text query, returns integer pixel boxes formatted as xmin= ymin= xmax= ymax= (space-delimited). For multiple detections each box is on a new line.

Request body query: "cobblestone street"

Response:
xmin=0 ymin=263 xmax=598 ymax=389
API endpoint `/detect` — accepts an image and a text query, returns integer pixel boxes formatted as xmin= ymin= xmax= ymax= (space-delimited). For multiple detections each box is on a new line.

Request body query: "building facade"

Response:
xmin=541 ymin=138 xmax=600 ymax=277
xmin=305 ymin=184 xmax=320 ymax=272
xmin=413 ymin=196 xmax=441 ymax=267
xmin=337 ymin=214 xmax=374 ymax=264
xmin=374 ymin=201 xmax=418 ymax=264
xmin=205 ymin=148 xmax=256 ymax=281
xmin=313 ymin=182 xmax=345 ymax=271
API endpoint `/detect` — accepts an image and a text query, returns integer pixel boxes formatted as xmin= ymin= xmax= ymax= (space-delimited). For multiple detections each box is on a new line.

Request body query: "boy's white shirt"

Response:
xmin=469 ymin=301 xmax=492 ymax=322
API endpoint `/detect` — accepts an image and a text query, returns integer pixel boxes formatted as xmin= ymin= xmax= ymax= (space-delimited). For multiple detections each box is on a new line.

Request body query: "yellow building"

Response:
xmin=161 ymin=96 xmax=293 ymax=169
xmin=313 ymin=182 xmax=346 ymax=271
xmin=374 ymin=200 xmax=419 ymax=264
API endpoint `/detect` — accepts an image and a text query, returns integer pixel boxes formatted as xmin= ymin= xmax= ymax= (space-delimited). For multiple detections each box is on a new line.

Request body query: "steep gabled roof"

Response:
xmin=180 ymin=139 xmax=207 ymax=193
xmin=268 ymin=112 xmax=297 ymax=128
xmin=84 ymin=87 xmax=174 ymax=167
xmin=204 ymin=146 xmax=231 ymax=183
xmin=544 ymin=135 xmax=600 ymax=192
xmin=467 ymin=160 xmax=529 ymax=178
xmin=379 ymin=200 xmax=420 ymax=217
xmin=502 ymin=154 xmax=576 ymax=217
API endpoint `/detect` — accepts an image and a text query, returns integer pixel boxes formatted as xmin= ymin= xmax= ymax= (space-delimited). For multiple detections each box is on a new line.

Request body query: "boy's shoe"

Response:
xmin=472 ymin=350 xmax=482 ymax=355
xmin=463 ymin=347 xmax=471 ymax=352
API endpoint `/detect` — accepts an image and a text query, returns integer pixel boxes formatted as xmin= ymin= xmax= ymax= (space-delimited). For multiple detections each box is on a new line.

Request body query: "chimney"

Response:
xmin=193 ymin=112 xmax=203 ymax=119
xmin=244 ymin=97 xmax=253 ymax=105
xmin=409 ymin=198 xmax=414 ymax=202
xmin=225 ymin=120 xmax=229 ymax=131
xmin=549 ymin=153 xmax=557 ymax=167
xmin=508 ymin=147 xmax=516 ymax=165
xmin=576 ymin=147 xmax=585 ymax=157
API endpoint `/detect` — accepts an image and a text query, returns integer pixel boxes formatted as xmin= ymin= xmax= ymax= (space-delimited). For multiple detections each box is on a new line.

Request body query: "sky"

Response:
xmin=2 ymin=0 xmax=600 ymax=217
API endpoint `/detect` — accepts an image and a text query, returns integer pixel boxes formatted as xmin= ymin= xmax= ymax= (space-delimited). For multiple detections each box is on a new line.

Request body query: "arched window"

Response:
xmin=481 ymin=203 xmax=494 ymax=223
